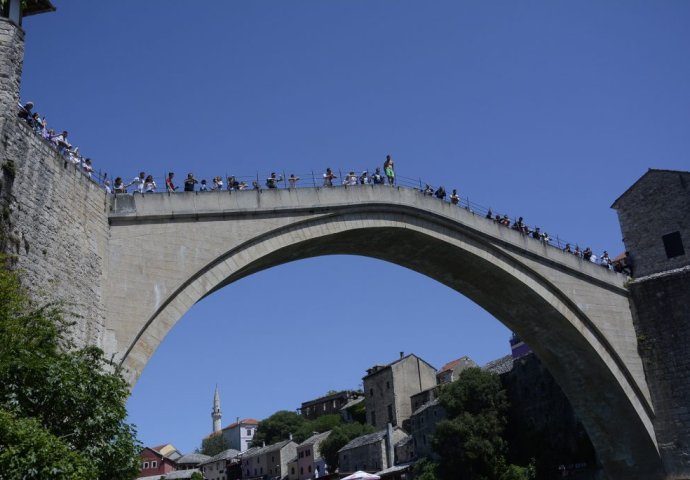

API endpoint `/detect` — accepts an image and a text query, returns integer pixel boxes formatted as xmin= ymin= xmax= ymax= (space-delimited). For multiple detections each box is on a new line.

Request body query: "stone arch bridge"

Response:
xmin=104 ymin=185 xmax=660 ymax=478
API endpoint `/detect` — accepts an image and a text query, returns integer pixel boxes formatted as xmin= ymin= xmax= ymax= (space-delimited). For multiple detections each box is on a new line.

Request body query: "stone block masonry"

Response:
xmin=0 ymin=119 xmax=110 ymax=352
xmin=0 ymin=16 xmax=110 ymax=352
xmin=630 ymin=266 xmax=690 ymax=479
xmin=0 ymin=18 xmax=24 ymax=122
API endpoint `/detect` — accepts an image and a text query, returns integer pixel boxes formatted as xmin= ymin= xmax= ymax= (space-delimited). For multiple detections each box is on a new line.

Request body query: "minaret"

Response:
xmin=212 ymin=385 xmax=222 ymax=433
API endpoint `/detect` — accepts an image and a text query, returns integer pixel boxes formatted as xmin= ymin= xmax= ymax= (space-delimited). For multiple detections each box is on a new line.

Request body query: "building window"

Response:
xmin=387 ymin=404 xmax=393 ymax=423
xmin=370 ymin=388 xmax=374 ymax=396
xmin=386 ymin=381 xmax=390 ymax=390
xmin=300 ymin=467 xmax=304 ymax=474
xmin=151 ymin=461 xmax=157 ymax=468
xmin=371 ymin=411 xmax=376 ymax=426
xmin=143 ymin=462 xmax=149 ymax=469
xmin=306 ymin=449 xmax=311 ymax=456
xmin=246 ymin=428 xmax=251 ymax=435
xmin=309 ymin=465 xmax=312 ymax=473
xmin=663 ymin=231 xmax=685 ymax=259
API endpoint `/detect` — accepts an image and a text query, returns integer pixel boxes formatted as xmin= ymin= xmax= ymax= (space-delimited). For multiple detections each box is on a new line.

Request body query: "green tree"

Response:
xmin=201 ymin=432 xmax=230 ymax=456
xmin=319 ymin=422 xmax=376 ymax=472
xmin=433 ymin=367 xmax=511 ymax=480
xmin=252 ymin=410 xmax=305 ymax=446
xmin=190 ymin=472 xmax=204 ymax=480
xmin=0 ymin=259 xmax=141 ymax=479
xmin=293 ymin=414 xmax=343 ymax=443
xmin=412 ymin=458 xmax=440 ymax=480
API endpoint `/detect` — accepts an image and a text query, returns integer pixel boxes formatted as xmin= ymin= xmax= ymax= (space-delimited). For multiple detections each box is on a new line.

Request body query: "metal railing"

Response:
xmin=15 ymin=109 xmax=613 ymax=267
xmin=106 ymin=168 xmax=612 ymax=261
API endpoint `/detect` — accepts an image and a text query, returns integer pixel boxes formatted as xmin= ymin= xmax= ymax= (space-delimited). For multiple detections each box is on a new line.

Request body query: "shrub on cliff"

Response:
xmin=0 ymin=258 xmax=141 ymax=480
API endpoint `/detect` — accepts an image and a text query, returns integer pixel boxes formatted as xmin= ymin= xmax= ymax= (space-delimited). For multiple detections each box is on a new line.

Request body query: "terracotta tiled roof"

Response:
xmin=221 ymin=418 xmax=259 ymax=431
xmin=438 ymin=358 xmax=463 ymax=373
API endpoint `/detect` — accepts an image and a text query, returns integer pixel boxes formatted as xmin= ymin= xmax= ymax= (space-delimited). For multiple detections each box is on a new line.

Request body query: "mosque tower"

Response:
xmin=212 ymin=385 xmax=222 ymax=433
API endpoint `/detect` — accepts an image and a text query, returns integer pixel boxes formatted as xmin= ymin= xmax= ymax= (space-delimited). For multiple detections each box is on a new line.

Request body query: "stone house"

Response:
xmin=611 ymin=168 xmax=690 ymax=277
xmin=300 ymin=390 xmax=364 ymax=421
xmin=287 ymin=456 xmax=299 ymax=480
xmin=199 ymin=448 xmax=241 ymax=480
xmin=297 ymin=430 xmax=331 ymax=479
xmin=176 ymin=453 xmax=211 ymax=471
xmin=436 ymin=355 xmax=477 ymax=384
xmin=363 ymin=353 xmax=437 ymax=430
xmin=218 ymin=418 xmax=259 ymax=453
xmin=338 ymin=426 xmax=407 ymax=474
xmin=138 ymin=444 xmax=180 ymax=477
xmin=409 ymin=398 xmax=446 ymax=460
xmin=241 ymin=439 xmax=297 ymax=479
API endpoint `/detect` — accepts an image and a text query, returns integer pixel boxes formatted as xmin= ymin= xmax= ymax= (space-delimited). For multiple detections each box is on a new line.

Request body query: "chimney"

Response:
xmin=289 ymin=432 xmax=293 ymax=440
xmin=386 ymin=422 xmax=395 ymax=469
xmin=400 ymin=351 xmax=404 ymax=359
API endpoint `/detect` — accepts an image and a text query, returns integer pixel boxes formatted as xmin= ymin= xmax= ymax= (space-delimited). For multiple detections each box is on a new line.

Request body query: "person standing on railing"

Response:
xmin=323 ymin=168 xmax=337 ymax=187
xmin=288 ymin=174 xmax=300 ymax=188
xmin=384 ymin=155 xmax=395 ymax=185
xmin=359 ymin=170 xmax=371 ymax=185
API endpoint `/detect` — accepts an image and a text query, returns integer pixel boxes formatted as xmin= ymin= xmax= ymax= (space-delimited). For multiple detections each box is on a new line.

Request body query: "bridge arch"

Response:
xmin=105 ymin=187 xmax=661 ymax=478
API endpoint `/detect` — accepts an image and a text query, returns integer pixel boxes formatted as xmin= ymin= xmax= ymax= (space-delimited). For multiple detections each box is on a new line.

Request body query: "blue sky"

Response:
xmin=18 ymin=1 xmax=690 ymax=453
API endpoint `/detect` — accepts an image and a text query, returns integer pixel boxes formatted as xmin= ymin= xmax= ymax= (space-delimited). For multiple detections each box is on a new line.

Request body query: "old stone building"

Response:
xmin=241 ymin=439 xmax=297 ymax=479
xmin=338 ymin=426 xmax=407 ymax=474
xmin=299 ymin=390 xmax=363 ymax=421
xmin=199 ymin=448 xmax=241 ymax=480
xmin=611 ymin=169 xmax=690 ymax=277
xmin=296 ymin=430 xmax=330 ymax=479
xmin=435 ymin=355 xmax=477 ymax=384
xmin=613 ymin=168 xmax=690 ymax=478
xmin=363 ymin=353 xmax=437 ymax=430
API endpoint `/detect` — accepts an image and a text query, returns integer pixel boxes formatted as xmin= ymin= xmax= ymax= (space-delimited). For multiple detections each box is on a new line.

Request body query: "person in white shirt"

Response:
xmin=128 ymin=172 xmax=146 ymax=193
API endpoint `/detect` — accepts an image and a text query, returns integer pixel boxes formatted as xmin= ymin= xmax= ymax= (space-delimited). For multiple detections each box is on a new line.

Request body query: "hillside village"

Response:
xmin=136 ymin=334 xmax=598 ymax=480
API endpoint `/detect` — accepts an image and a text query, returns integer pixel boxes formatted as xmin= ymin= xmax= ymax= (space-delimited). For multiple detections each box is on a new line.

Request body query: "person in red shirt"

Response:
xmin=166 ymin=172 xmax=177 ymax=192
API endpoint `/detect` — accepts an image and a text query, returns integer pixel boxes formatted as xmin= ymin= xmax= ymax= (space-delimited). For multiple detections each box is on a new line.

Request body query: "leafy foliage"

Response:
xmin=432 ymin=367 xmax=531 ymax=480
xmin=201 ymin=432 xmax=230 ymax=456
xmin=0 ymin=409 xmax=94 ymax=479
xmin=319 ymin=422 xmax=376 ymax=472
xmin=252 ymin=410 xmax=305 ymax=446
xmin=0 ymin=260 xmax=141 ymax=480
xmin=293 ymin=414 xmax=343 ymax=443
xmin=412 ymin=458 xmax=440 ymax=480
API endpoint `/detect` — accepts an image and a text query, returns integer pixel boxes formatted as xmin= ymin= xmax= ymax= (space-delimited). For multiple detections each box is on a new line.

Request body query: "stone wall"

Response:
xmin=0 ymin=118 xmax=110 ymax=351
xmin=0 ymin=16 xmax=110 ymax=352
xmin=504 ymin=352 xmax=600 ymax=479
xmin=629 ymin=267 xmax=690 ymax=479
xmin=612 ymin=169 xmax=690 ymax=278
xmin=0 ymin=18 xmax=23 ymax=131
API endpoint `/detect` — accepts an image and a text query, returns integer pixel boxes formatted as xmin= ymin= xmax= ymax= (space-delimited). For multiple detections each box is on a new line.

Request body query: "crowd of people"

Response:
xmin=17 ymin=103 xmax=627 ymax=274
xmin=17 ymin=100 xmax=95 ymax=179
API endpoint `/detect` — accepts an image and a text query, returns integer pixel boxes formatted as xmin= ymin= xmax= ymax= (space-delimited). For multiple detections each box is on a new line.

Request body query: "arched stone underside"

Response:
xmin=104 ymin=188 xmax=662 ymax=478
